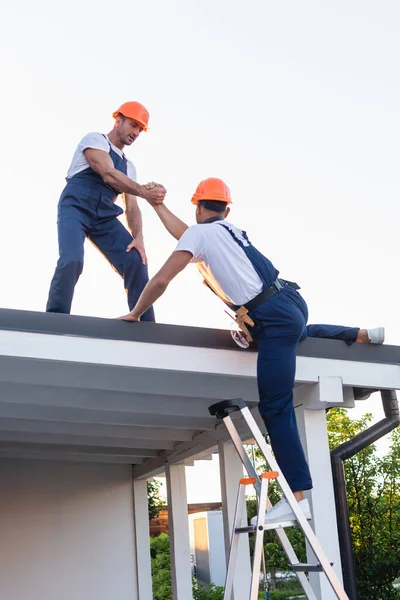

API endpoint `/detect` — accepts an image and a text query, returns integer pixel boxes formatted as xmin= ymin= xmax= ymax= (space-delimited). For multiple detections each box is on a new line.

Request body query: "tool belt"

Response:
xmin=232 ymin=278 xmax=300 ymax=343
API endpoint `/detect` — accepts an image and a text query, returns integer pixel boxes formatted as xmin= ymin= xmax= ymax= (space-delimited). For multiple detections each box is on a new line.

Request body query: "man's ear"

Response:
xmin=224 ymin=206 xmax=231 ymax=219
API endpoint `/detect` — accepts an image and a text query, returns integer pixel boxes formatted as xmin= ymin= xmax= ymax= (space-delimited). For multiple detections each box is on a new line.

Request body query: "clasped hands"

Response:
xmin=142 ymin=181 xmax=166 ymax=206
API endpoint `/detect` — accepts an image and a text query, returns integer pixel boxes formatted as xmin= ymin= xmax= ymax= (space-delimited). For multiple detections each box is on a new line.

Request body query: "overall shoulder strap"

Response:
xmin=216 ymin=222 xmax=250 ymax=250
xmin=102 ymin=134 xmax=127 ymax=162
xmin=102 ymin=134 xmax=112 ymax=154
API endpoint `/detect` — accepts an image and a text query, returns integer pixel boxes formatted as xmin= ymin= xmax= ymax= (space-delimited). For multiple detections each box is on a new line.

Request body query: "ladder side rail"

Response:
xmin=250 ymin=477 xmax=269 ymax=600
xmin=273 ymin=526 xmax=319 ymax=599
xmin=241 ymin=407 xmax=349 ymax=600
xmin=223 ymin=416 xmax=261 ymax=495
xmin=223 ymin=483 xmax=247 ymax=600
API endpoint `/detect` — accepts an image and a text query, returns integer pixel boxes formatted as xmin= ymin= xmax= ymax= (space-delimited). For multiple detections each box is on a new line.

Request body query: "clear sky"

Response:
xmin=1 ymin=0 xmax=399 ymax=502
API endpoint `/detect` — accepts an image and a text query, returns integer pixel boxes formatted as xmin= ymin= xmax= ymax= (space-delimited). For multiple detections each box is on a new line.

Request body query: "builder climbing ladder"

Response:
xmin=208 ymin=399 xmax=349 ymax=600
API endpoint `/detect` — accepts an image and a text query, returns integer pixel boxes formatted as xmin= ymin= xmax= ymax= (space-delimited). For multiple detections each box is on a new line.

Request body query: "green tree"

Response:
xmin=327 ymin=408 xmax=400 ymax=600
xmin=150 ymin=533 xmax=173 ymax=600
xmin=192 ymin=580 xmax=224 ymax=600
xmin=150 ymin=533 xmax=224 ymax=600
xmin=147 ymin=478 xmax=164 ymax=520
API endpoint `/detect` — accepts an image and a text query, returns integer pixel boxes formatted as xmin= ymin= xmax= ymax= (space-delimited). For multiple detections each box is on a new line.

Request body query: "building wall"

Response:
xmin=0 ymin=459 xmax=138 ymax=600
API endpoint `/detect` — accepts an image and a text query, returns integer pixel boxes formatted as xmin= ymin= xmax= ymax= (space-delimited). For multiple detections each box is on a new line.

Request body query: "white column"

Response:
xmin=295 ymin=383 xmax=344 ymax=600
xmin=218 ymin=439 xmax=252 ymax=599
xmin=133 ymin=478 xmax=153 ymax=600
xmin=165 ymin=464 xmax=193 ymax=600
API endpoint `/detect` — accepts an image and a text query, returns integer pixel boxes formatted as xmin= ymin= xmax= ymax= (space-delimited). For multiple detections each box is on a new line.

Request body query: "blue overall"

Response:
xmin=217 ymin=222 xmax=359 ymax=492
xmin=46 ymin=138 xmax=155 ymax=321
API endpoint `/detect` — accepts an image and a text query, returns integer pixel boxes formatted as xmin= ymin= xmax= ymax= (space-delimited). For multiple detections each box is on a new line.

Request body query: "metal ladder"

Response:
xmin=208 ymin=398 xmax=349 ymax=600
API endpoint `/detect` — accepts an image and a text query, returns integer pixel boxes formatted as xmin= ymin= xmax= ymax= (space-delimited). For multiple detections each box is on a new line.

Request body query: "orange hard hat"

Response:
xmin=112 ymin=101 xmax=149 ymax=131
xmin=191 ymin=178 xmax=232 ymax=205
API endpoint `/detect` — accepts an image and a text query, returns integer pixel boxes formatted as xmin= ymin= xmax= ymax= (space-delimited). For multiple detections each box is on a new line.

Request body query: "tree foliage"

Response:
xmin=247 ymin=411 xmax=400 ymax=598
xmin=147 ymin=477 xmax=164 ymax=521
xmin=150 ymin=533 xmax=173 ymax=600
xmin=327 ymin=409 xmax=400 ymax=600
xmin=193 ymin=580 xmax=224 ymax=600
xmin=150 ymin=533 xmax=224 ymax=600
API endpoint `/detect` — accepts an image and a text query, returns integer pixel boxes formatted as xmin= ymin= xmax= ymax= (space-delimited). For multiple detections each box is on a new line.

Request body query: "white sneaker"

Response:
xmin=251 ymin=498 xmax=311 ymax=525
xmin=367 ymin=327 xmax=385 ymax=344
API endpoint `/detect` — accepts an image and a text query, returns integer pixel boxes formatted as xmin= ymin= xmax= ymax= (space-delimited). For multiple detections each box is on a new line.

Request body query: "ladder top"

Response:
xmin=208 ymin=398 xmax=246 ymax=419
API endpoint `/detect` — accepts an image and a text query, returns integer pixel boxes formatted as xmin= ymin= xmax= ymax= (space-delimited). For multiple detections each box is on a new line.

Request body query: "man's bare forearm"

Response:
xmin=120 ymin=251 xmax=192 ymax=321
xmin=124 ymin=195 xmax=143 ymax=238
xmin=127 ymin=209 xmax=143 ymax=239
xmin=131 ymin=278 xmax=168 ymax=318
xmin=83 ymin=148 xmax=165 ymax=203
xmin=153 ymin=204 xmax=189 ymax=240
xmin=104 ymin=169 xmax=146 ymax=197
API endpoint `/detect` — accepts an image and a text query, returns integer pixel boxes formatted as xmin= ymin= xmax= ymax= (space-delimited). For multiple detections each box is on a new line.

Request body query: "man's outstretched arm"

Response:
xmin=84 ymin=148 xmax=166 ymax=203
xmin=149 ymin=202 xmax=189 ymax=240
xmin=119 ymin=250 xmax=193 ymax=321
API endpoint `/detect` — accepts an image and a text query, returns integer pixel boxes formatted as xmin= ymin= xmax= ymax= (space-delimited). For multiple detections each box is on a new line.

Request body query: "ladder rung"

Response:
xmin=292 ymin=562 xmax=333 ymax=573
xmin=235 ymin=526 xmax=256 ymax=534
xmin=263 ymin=520 xmax=297 ymax=530
xmin=235 ymin=519 xmax=298 ymax=534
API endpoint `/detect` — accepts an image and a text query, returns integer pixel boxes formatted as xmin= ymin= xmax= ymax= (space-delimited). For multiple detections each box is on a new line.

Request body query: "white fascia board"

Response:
xmin=296 ymin=356 xmax=400 ymax=390
xmin=1 ymin=330 xmax=400 ymax=389
xmin=0 ymin=330 xmax=256 ymax=377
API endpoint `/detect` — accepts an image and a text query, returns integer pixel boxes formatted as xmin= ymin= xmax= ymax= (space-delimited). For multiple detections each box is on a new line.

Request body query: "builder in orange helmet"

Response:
xmin=46 ymin=102 xmax=165 ymax=319
xmin=120 ymin=178 xmax=384 ymax=523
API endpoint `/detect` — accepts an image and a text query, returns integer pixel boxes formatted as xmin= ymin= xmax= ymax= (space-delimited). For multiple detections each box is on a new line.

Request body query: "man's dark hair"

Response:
xmin=198 ymin=200 xmax=227 ymax=213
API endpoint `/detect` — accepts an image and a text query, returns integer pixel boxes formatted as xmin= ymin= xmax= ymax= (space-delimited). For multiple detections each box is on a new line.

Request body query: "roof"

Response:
xmin=0 ymin=308 xmax=399 ymax=477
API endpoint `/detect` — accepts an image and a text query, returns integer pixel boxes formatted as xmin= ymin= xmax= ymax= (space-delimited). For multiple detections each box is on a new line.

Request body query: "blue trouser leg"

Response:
xmin=304 ymin=324 xmax=359 ymax=345
xmin=251 ymin=289 xmax=313 ymax=492
xmin=90 ymin=218 xmax=155 ymax=322
xmin=46 ymin=216 xmax=86 ymax=313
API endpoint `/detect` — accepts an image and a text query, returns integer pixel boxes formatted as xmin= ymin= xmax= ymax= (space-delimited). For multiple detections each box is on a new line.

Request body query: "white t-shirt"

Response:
xmin=66 ymin=132 xmax=137 ymax=181
xmin=175 ymin=221 xmax=263 ymax=306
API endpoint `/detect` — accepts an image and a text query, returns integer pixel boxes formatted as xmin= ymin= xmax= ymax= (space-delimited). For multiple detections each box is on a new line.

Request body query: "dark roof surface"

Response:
xmin=1 ymin=308 xmax=399 ymax=365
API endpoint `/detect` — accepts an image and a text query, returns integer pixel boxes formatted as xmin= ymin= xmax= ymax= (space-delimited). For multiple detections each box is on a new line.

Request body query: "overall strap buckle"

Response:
xmin=272 ymin=279 xmax=284 ymax=292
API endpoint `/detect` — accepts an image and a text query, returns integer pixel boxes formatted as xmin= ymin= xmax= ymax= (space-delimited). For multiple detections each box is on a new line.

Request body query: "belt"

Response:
xmin=232 ymin=278 xmax=300 ymax=312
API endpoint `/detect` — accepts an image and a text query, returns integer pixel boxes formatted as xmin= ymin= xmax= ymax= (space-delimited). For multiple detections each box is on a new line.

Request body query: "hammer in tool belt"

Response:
xmin=225 ymin=306 xmax=254 ymax=343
